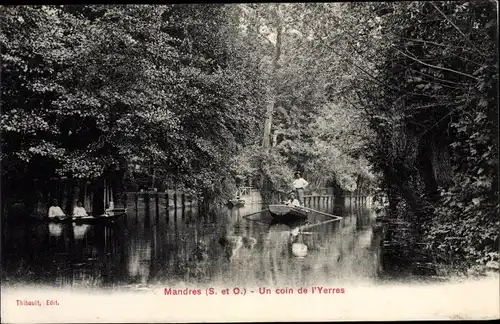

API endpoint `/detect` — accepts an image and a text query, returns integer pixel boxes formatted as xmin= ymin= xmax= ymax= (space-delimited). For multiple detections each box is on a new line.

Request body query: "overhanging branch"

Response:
xmin=430 ymin=2 xmax=488 ymax=61
xmin=395 ymin=48 xmax=479 ymax=81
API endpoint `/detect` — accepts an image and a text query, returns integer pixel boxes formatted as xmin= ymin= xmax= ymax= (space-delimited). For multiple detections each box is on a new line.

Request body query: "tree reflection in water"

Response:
xmin=2 ymin=200 xmax=383 ymax=289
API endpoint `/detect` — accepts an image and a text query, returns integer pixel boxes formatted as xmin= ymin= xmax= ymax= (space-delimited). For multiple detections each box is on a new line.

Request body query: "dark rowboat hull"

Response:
xmin=45 ymin=212 xmax=126 ymax=224
xmin=227 ymin=199 xmax=246 ymax=208
xmin=268 ymin=204 xmax=309 ymax=223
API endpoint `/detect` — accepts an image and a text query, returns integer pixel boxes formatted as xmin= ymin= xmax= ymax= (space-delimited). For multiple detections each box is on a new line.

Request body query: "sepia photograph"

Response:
xmin=1 ymin=2 xmax=499 ymax=322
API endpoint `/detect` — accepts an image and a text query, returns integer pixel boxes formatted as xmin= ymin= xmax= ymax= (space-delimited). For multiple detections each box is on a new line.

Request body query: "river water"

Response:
xmin=2 ymin=199 xmax=384 ymax=290
xmin=3 ymin=199 xmax=500 ymax=322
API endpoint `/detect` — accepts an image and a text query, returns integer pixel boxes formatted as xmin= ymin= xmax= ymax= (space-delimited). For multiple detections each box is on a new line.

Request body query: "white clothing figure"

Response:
xmin=293 ymin=177 xmax=309 ymax=189
xmin=285 ymin=192 xmax=301 ymax=207
xmin=73 ymin=201 xmax=88 ymax=217
xmin=48 ymin=200 xmax=65 ymax=218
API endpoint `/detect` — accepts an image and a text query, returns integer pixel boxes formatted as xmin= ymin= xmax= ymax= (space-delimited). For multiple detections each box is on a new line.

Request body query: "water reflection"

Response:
xmin=49 ymin=223 xmax=63 ymax=237
xmin=73 ymin=224 xmax=91 ymax=240
xmin=2 ymin=198 xmax=383 ymax=289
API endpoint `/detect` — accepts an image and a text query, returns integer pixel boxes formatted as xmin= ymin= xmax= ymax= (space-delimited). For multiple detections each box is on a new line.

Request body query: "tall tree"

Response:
xmin=332 ymin=1 xmax=498 ymax=267
xmin=1 ymin=5 xmax=265 ymax=212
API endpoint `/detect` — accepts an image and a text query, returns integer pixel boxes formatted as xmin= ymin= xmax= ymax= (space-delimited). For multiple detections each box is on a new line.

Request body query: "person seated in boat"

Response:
xmin=292 ymin=171 xmax=308 ymax=205
xmin=286 ymin=192 xmax=301 ymax=207
xmin=48 ymin=199 xmax=65 ymax=218
xmin=72 ymin=200 xmax=88 ymax=217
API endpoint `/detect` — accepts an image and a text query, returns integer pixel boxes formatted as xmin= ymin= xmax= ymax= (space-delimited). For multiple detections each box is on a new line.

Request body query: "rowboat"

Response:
xmin=268 ymin=204 xmax=309 ymax=223
xmin=46 ymin=209 xmax=126 ymax=224
xmin=104 ymin=207 xmax=127 ymax=216
xmin=227 ymin=199 xmax=246 ymax=208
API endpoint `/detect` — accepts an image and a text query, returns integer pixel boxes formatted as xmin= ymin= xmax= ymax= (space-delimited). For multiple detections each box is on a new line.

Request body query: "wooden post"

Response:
xmin=110 ymin=182 xmax=114 ymax=207
xmin=144 ymin=192 xmax=150 ymax=219
xmin=173 ymin=189 xmax=177 ymax=210
xmin=103 ymin=179 xmax=107 ymax=211
xmin=135 ymin=193 xmax=138 ymax=211
xmin=123 ymin=192 xmax=127 ymax=209
xmin=165 ymin=190 xmax=169 ymax=215
xmin=197 ymin=193 xmax=202 ymax=216
xmin=155 ymin=192 xmax=159 ymax=220
xmin=181 ymin=192 xmax=186 ymax=221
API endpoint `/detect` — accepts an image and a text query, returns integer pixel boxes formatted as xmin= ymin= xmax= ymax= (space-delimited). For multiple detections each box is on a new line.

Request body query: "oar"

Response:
xmin=241 ymin=209 xmax=268 ymax=219
xmin=296 ymin=220 xmax=336 ymax=232
xmin=298 ymin=206 xmax=343 ymax=220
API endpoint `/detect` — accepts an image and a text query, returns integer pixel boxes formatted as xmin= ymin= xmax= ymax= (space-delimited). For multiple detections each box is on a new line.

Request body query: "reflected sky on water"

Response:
xmin=2 ymin=198 xmax=383 ymax=289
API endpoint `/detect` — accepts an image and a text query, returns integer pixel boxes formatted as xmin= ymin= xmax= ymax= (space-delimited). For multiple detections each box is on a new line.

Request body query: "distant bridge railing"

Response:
xmin=237 ymin=186 xmax=254 ymax=197
xmin=303 ymin=194 xmax=370 ymax=206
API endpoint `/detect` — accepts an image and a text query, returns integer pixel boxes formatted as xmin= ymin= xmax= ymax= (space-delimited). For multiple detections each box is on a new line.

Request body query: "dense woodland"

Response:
xmin=1 ymin=3 xmax=498 ymax=270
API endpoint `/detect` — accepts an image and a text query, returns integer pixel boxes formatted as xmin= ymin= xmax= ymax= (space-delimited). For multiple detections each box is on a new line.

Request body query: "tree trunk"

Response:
xmin=430 ymin=137 xmax=452 ymax=189
xmin=261 ymin=4 xmax=282 ymax=149
xmin=387 ymin=179 xmax=400 ymax=219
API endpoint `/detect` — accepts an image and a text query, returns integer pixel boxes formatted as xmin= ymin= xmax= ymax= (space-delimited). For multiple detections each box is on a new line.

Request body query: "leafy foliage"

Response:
xmin=331 ymin=1 xmax=498 ymax=267
xmin=1 ymin=3 xmax=497 ymax=272
xmin=1 ymin=5 xmax=264 ymax=201
xmin=232 ymin=3 xmax=376 ymax=194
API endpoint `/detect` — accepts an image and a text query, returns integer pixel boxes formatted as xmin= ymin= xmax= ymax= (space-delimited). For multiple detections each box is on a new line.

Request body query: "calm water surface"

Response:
xmin=2 ymin=199 xmax=383 ymax=289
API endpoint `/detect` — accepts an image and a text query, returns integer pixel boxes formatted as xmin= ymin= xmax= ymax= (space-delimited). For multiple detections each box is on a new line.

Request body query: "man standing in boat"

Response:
xmin=292 ymin=171 xmax=308 ymax=206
